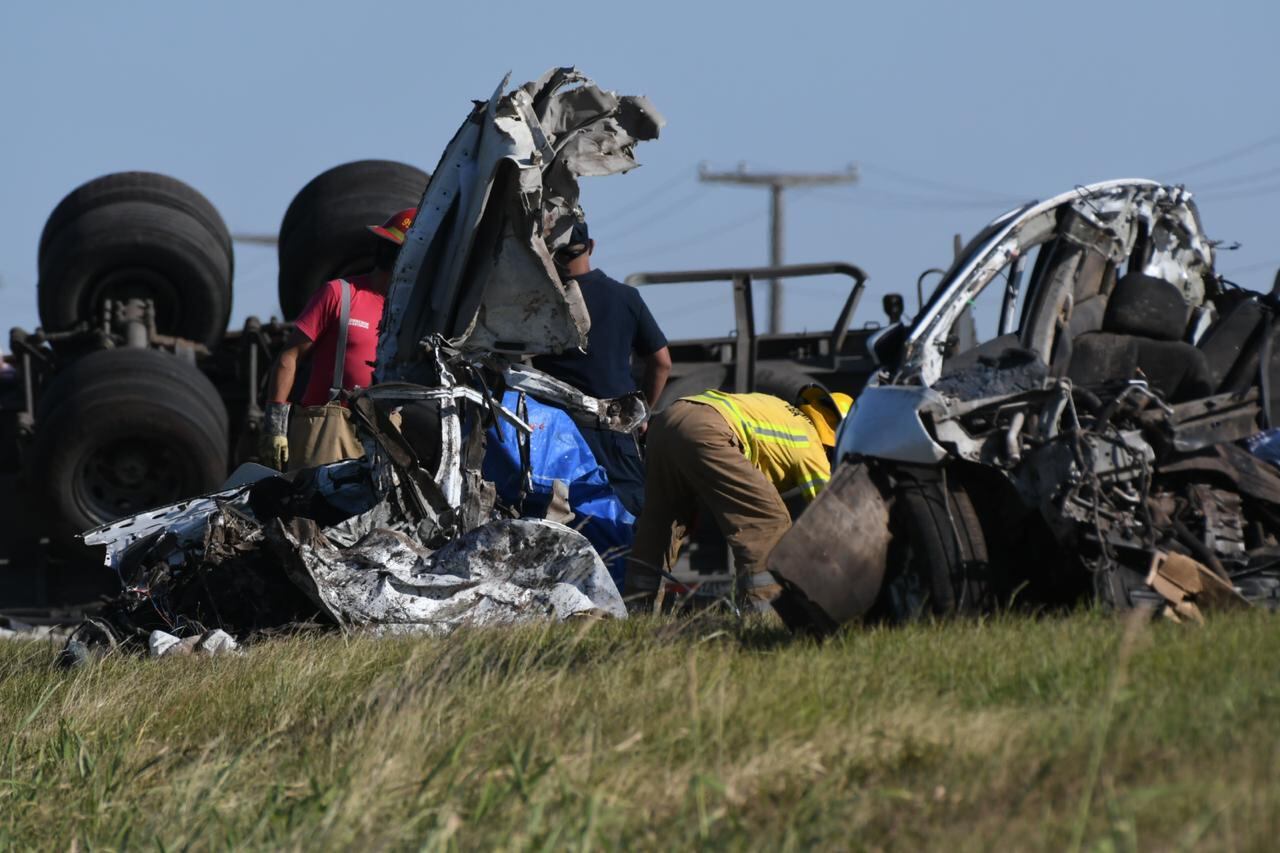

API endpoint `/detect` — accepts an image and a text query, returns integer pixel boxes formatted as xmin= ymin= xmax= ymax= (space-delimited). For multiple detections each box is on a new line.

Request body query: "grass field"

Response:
xmin=1 ymin=609 xmax=1277 ymax=850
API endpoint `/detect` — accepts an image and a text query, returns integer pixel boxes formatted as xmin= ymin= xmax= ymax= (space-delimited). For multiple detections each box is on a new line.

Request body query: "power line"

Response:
xmin=859 ymin=161 xmax=1025 ymax=201
xmin=806 ymin=185 xmax=1023 ymax=211
xmin=1221 ymin=257 xmax=1280 ymax=277
xmin=698 ymin=163 xmax=858 ymax=332
xmin=1192 ymin=164 xmax=1280 ymax=192
xmin=1158 ymin=132 xmax=1280 ymax=178
xmin=607 ymin=209 xmax=767 ymax=264
xmin=595 ymin=186 xmax=712 ymax=239
xmin=231 ymin=232 xmax=278 ymax=246
xmin=1197 ymin=179 xmax=1280 ymax=202
xmin=661 ymin=289 xmax=735 ymax=317
xmin=587 ymin=168 xmax=694 ymax=225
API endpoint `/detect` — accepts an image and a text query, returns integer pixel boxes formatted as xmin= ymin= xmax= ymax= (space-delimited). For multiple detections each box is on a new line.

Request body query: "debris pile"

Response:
xmin=72 ymin=346 xmax=627 ymax=657
xmin=60 ymin=68 xmax=661 ymax=659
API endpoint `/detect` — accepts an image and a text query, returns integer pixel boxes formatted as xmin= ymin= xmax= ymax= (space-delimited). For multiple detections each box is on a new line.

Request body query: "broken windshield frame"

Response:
xmin=894 ymin=180 xmax=1182 ymax=386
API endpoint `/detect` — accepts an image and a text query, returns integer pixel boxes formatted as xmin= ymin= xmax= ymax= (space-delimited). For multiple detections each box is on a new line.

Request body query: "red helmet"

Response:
xmin=367 ymin=207 xmax=417 ymax=245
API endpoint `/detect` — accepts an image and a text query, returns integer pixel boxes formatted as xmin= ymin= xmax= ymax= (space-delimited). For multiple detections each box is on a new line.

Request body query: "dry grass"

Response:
xmin=1 ymin=609 xmax=1278 ymax=850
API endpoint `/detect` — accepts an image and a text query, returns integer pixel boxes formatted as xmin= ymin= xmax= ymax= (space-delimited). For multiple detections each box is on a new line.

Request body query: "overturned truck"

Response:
xmin=771 ymin=179 xmax=1280 ymax=631
xmin=66 ymin=68 xmax=663 ymax=650
xmin=0 ymin=159 xmax=434 ymax=607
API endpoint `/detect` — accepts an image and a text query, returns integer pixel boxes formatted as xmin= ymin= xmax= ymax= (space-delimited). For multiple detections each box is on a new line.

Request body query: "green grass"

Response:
xmin=1 ymin=610 xmax=1278 ymax=850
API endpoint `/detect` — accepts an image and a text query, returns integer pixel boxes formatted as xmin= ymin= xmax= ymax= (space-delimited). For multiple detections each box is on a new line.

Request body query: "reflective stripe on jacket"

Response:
xmin=681 ymin=390 xmax=831 ymax=501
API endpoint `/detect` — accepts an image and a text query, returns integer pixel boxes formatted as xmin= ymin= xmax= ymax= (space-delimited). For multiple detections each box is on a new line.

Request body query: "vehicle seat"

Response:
xmin=1047 ymin=253 xmax=1114 ymax=377
xmin=1067 ymin=272 xmax=1213 ymax=402
xmin=1065 ymin=251 xmax=1113 ymax=339
xmin=1196 ymin=294 xmax=1266 ymax=392
xmin=1048 ymin=294 xmax=1107 ymax=375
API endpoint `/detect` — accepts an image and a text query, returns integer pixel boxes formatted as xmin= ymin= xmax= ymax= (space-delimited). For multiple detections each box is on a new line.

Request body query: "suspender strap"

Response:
xmin=329 ymin=279 xmax=352 ymax=402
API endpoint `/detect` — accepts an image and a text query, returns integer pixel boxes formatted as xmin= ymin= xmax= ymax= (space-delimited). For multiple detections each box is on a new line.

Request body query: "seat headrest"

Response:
xmin=1101 ymin=272 xmax=1190 ymax=341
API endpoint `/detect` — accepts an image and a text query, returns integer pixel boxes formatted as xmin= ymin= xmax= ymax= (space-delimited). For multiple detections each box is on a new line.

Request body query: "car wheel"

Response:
xmin=884 ymin=474 xmax=989 ymax=619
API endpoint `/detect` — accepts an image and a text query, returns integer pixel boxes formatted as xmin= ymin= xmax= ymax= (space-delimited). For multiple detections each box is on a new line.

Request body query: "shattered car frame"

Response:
xmin=769 ymin=180 xmax=1280 ymax=631
xmin=70 ymin=69 xmax=664 ymax=650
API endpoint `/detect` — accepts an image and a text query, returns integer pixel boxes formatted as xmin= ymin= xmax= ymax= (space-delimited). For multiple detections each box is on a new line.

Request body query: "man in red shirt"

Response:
xmin=259 ymin=208 xmax=415 ymax=471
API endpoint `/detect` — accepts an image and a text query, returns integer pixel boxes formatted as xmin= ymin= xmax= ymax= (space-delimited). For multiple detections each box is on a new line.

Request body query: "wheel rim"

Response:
xmin=885 ymin=542 xmax=931 ymax=620
xmin=72 ymin=435 xmax=192 ymax=523
xmin=87 ymin=267 xmax=183 ymax=334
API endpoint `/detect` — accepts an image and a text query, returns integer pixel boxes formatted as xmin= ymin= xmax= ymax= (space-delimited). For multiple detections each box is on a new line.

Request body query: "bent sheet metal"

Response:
xmin=378 ymin=67 xmax=665 ymax=378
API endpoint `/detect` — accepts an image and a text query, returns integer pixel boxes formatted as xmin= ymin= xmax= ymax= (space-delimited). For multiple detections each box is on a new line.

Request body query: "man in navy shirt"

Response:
xmin=534 ymin=217 xmax=671 ymax=515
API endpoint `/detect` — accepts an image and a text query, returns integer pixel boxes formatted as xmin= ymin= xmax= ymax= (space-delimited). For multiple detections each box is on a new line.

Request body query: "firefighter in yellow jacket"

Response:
xmin=626 ymin=385 xmax=852 ymax=608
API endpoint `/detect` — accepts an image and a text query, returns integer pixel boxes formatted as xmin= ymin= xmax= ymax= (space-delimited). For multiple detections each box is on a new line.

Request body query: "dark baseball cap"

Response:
xmin=556 ymin=216 xmax=590 ymax=260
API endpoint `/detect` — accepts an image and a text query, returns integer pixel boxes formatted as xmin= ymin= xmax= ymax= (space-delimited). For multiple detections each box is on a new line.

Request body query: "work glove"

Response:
xmin=259 ymin=402 xmax=290 ymax=471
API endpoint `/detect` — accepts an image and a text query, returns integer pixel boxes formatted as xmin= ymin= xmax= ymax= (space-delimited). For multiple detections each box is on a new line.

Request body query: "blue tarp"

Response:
xmin=1247 ymin=428 xmax=1280 ymax=468
xmin=482 ymin=391 xmax=635 ymax=586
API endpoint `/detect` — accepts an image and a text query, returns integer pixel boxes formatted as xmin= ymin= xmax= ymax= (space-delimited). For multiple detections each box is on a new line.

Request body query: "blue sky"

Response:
xmin=2 ymin=0 xmax=1278 ymax=344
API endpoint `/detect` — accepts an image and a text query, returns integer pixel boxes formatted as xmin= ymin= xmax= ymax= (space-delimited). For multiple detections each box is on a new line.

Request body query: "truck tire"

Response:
xmin=753 ymin=365 xmax=822 ymax=402
xmin=37 ymin=173 xmax=234 ymax=349
xmin=278 ymin=160 xmax=430 ymax=319
xmin=655 ymin=363 xmax=820 ymax=411
xmin=654 ymin=365 xmax=728 ymax=411
xmin=39 ymin=171 xmax=233 ymax=266
xmin=883 ymin=475 xmax=989 ymax=620
xmin=27 ymin=348 xmax=229 ymax=545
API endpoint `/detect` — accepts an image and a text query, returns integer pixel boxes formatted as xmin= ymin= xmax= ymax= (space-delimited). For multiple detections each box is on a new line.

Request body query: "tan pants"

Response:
xmin=627 ymin=401 xmax=790 ymax=600
xmin=287 ymin=404 xmax=363 ymax=471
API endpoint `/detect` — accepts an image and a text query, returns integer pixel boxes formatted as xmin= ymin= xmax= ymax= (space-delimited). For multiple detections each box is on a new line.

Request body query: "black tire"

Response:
xmin=277 ymin=160 xmax=430 ymax=319
xmin=654 ymin=363 xmax=820 ymax=411
xmin=654 ymin=365 xmax=728 ymax=411
xmin=37 ymin=173 xmax=233 ymax=349
xmin=753 ymin=364 xmax=823 ymax=403
xmin=27 ymin=348 xmax=229 ymax=544
xmin=884 ymin=475 xmax=989 ymax=620
xmin=39 ymin=171 xmax=232 ymax=267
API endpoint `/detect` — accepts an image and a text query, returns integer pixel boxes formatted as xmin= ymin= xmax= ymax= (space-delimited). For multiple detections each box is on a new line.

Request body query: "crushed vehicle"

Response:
xmin=768 ymin=179 xmax=1280 ymax=631
xmin=59 ymin=67 xmax=664 ymax=654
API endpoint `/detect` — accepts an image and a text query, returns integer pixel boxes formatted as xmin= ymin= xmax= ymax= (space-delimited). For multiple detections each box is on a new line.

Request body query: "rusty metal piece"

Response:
xmin=767 ymin=462 xmax=891 ymax=632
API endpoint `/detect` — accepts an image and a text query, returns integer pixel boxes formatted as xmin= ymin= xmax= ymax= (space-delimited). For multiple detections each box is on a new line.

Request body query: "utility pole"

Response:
xmin=699 ymin=163 xmax=858 ymax=333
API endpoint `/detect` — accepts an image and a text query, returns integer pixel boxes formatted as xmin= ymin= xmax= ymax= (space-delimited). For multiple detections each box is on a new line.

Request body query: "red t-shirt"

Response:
xmin=293 ymin=274 xmax=386 ymax=407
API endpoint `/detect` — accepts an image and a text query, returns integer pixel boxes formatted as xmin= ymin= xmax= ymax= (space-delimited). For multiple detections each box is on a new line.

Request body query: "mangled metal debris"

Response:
xmin=1144 ymin=550 xmax=1247 ymax=624
xmin=63 ymin=68 xmax=660 ymax=656
xmin=275 ymin=518 xmax=623 ymax=636
xmin=71 ymin=344 xmax=627 ymax=655
xmin=770 ymin=179 xmax=1280 ymax=631
xmin=149 ymin=628 xmax=241 ymax=658
xmin=0 ymin=615 xmax=71 ymax=643
xmin=378 ymin=67 xmax=664 ymax=376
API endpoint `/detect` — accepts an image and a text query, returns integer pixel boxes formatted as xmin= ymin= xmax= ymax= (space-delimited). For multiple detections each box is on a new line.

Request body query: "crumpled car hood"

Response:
xmin=377 ymin=68 xmax=664 ymax=380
